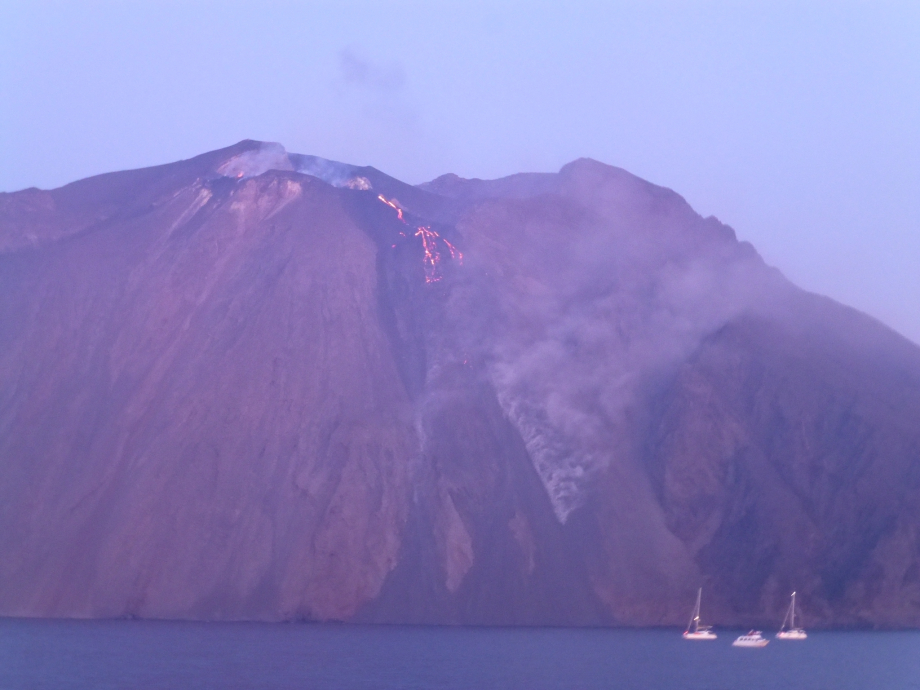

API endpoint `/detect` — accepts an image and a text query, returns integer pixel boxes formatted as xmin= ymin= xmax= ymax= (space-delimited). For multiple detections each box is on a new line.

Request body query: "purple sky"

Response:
xmin=2 ymin=1 xmax=918 ymax=343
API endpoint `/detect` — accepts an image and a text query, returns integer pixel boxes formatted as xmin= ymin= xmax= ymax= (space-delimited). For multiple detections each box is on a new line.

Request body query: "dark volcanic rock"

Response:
xmin=1 ymin=141 xmax=919 ymax=627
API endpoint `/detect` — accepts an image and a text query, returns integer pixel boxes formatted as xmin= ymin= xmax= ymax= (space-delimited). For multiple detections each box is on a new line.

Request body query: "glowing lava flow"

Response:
xmin=377 ymin=195 xmax=404 ymax=222
xmin=378 ymin=195 xmax=463 ymax=284
xmin=442 ymin=238 xmax=463 ymax=262
xmin=415 ymin=226 xmax=442 ymax=283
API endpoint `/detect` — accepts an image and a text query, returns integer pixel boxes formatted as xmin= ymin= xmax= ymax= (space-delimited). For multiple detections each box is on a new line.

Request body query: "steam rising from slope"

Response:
xmin=460 ymin=164 xmax=777 ymax=521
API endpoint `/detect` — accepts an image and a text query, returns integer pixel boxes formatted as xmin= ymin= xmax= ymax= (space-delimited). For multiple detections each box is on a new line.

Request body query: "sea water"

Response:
xmin=1 ymin=618 xmax=919 ymax=689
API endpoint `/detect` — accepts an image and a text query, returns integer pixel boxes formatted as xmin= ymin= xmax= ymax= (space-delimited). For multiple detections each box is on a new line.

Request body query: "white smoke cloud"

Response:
xmin=288 ymin=154 xmax=364 ymax=188
xmin=462 ymin=168 xmax=778 ymax=521
xmin=217 ymin=142 xmax=293 ymax=179
xmin=216 ymin=144 xmax=372 ymax=190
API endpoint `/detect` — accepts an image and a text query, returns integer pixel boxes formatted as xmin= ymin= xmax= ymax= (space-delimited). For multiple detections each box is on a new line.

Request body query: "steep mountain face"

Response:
xmin=1 ymin=140 xmax=919 ymax=627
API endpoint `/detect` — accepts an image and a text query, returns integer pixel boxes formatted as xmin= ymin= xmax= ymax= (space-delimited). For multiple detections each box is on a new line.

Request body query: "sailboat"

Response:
xmin=682 ymin=588 xmax=717 ymax=639
xmin=776 ymin=591 xmax=807 ymax=639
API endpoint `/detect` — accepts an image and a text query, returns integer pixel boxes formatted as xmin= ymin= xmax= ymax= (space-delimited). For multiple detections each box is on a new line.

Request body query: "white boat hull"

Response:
xmin=682 ymin=631 xmax=717 ymax=640
xmin=733 ymin=632 xmax=769 ymax=647
xmin=776 ymin=629 xmax=807 ymax=640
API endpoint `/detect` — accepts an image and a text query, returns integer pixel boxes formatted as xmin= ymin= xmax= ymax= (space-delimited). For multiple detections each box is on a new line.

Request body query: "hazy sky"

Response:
xmin=2 ymin=1 xmax=918 ymax=342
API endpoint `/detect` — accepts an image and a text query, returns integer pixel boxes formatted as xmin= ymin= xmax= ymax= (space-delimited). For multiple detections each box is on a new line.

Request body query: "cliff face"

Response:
xmin=1 ymin=141 xmax=919 ymax=627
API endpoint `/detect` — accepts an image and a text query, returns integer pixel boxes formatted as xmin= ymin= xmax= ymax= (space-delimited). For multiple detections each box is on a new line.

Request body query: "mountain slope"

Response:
xmin=1 ymin=141 xmax=918 ymax=627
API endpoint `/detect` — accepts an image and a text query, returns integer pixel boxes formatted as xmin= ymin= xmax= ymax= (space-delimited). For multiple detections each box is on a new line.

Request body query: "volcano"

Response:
xmin=2 ymin=140 xmax=919 ymax=627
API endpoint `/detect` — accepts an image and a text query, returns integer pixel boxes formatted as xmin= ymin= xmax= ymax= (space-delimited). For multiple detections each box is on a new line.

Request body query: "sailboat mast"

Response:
xmin=694 ymin=588 xmax=701 ymax=632
xmin=687 ymin=588 xmax=702 ymax=632
xmin=791 ymin=592 xmax=796 ymax=629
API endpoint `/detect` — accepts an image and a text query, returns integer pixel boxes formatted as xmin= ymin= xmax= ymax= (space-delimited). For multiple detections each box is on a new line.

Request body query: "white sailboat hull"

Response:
xmin=682 ymin=631 xmax=717 ymax=640
xmin=776 ymin=629 xmax=807 ymax=640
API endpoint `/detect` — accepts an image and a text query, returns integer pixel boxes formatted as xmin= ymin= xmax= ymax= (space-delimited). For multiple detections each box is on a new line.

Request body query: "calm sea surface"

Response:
xmin=1 ymin=618 xmax=918 ymax=690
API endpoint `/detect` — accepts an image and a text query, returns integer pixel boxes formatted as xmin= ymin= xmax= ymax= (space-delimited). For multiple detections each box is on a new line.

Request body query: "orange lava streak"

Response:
xmin=378 ymin=195 xmax=404 ymax=222
xmin=415 ymin=225 xmax=442 ymax=283
xmin=442 ymin=238 xmax=463 ymax=264
xmin=377 ymin=194 xmax=462 ymax=283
